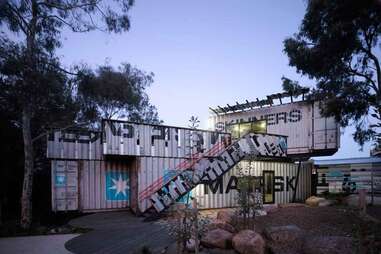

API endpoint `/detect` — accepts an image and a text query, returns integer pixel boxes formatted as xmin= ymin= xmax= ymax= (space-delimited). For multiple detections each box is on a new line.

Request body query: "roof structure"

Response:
xmin=209 ymin=89 xmax=310 ymax=115
xmin=314 ymin=157 xmax=381 ymax=166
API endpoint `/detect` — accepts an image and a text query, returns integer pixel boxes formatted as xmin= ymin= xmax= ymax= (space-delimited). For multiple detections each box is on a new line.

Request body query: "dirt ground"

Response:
xmin=253 ymin=206 xmax=359 ymax=237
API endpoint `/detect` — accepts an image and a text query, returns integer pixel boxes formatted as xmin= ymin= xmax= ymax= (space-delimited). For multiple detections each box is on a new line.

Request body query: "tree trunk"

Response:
xmin=20 ymin=108 xmax=34 ymax=229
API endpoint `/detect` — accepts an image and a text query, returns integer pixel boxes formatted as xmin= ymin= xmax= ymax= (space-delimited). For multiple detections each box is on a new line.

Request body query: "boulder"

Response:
xmin=207 ymin=219 xmax=236 ymax=233
xmin=216 ymin=210 xmax=235 ymax=224
xmin=232 ymin=230 xmax=265 ymax=254
xmin=303 ymin=236 xmax=354 ymax=254
xmin=201 ymin=228 xmax=233 ymax=249
xmin=264 ymin=225 xmax=303 ymax=243
xmin=306 ymin=196 xmax=325 ymax=207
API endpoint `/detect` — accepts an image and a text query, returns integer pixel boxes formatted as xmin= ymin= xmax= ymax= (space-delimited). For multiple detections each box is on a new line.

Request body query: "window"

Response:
xmin=226 ymin=120 xmax=267 ymax=139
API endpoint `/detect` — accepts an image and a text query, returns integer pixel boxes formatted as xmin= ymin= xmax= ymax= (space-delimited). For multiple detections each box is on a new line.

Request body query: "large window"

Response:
xmin=226 ymin=120 xmax=267 ymax=139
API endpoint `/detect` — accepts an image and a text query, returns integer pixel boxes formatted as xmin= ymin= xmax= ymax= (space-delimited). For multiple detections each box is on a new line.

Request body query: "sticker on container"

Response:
xmin=55 ymin=175 xmax=66 ymax=186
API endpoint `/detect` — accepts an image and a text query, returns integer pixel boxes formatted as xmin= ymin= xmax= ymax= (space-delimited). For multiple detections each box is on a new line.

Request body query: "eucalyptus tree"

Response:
xmin=283 ymin=0 xmax=381 ymax=147
xmin=0 ymin=0 xmax=134 ymax=229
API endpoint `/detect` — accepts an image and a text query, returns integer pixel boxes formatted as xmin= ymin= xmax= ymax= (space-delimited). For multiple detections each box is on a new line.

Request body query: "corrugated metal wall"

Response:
xmin=135 ymin=158 xmax=311 ymax=212
xmin=136 ymin=156 xmax=184 ymax=212
xmin=193 ymin=160 xmax=312 ymax=209
xmin=79 ymin=160 xmax=132 ymax=212
xmin=47 ymin=129 xmax=102 ymax=160
xmin=52 ymin=159 xmax=133 ymax=212
xmin=102 ymin=120 xmax=229 ymax=158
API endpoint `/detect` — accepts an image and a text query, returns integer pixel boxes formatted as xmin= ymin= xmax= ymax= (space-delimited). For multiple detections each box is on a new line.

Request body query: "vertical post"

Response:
xmin=193 ymin=198 xmax=199 ymax=254
xmin=371 ymin=168 xmax=374 ymax=205
xmin=292 ymin=160 xmax=302 ymax=203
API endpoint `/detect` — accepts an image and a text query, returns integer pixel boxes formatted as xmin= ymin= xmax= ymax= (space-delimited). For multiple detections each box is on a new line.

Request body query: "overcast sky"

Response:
xmin=57 ymin=0 xmax=371 ymax=159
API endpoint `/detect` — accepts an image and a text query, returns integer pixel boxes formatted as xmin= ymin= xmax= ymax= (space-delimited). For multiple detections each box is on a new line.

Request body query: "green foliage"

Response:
xmin=283 ymin=0 xmax=381 ymax=147
xmin=281 ymin=76 xmax=310 ymax=98
xmin=166 ymin=208 xmax=209 ymax=253
xmin=234 ymin=165 xmax=263 ymax=230
xmin=77 ymin=63 xmax=160 ymax=123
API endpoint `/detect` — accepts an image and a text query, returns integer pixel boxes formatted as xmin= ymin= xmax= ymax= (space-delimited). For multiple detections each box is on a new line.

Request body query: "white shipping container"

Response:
xmin=193 ymin=160 xmax=312 ymax=209
xmin=209 ymin=101 xmax=339 ymax=157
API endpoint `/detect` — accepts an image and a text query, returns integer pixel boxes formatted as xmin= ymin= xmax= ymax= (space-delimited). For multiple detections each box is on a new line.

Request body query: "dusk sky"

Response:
xmin=57 ymin=0 xmax=370 ymax=159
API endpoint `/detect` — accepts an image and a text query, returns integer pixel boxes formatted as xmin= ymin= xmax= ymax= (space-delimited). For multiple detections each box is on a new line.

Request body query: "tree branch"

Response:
xmin=6 ymin=3 xmax=30 ymax=35
xmin=360 ymin=28 xmax=381 ymax=95
xmin=37 ymin=1 xmax=101 ymax=11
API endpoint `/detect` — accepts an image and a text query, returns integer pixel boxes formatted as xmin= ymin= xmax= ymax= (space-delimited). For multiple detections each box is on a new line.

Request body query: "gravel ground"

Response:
xmin=0 ymin=234 xmax=79 ymax=254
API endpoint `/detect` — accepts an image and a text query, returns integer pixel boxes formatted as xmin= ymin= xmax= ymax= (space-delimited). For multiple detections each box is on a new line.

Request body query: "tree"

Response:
xmin=0 ymin=0 xmax=134 ymax=229
xmin=77 ymin=63 xmax=160 ymax=124
xmin=283 ymin=0 xmax=381 ymax=147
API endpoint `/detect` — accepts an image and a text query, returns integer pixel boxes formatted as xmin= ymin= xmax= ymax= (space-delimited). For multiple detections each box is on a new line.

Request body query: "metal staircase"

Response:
xmin=147 ymin=132 xmax=287 ymax=212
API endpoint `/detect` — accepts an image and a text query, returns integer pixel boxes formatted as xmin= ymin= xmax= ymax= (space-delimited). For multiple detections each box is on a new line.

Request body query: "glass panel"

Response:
xmin=226 ymin=120 xmax=267 ymax=139
xmin=251 ymin=120 xmax=267 ymax=133
xmin=263 ymin=171 xmax=274 ymax=204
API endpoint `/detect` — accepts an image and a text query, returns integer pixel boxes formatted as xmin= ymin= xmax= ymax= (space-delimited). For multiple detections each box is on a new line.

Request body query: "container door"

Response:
xmin=263 ymin=171 xmax=275 ymax=204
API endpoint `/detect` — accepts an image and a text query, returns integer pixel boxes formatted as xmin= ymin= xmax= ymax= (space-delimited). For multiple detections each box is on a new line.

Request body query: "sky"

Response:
xmin=57 ymin=0 xmax=371 ymax=159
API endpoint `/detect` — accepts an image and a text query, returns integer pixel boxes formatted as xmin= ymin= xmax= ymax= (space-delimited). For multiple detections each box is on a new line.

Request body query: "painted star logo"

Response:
xmin=106 ymin=171 xmax=130 ymax=201
xmin=109 ymin=174 xmax=129 ymax=197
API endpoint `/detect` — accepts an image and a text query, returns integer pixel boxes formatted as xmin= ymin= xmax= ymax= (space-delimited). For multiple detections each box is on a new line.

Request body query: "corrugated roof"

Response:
xmin=314 ymin=157 xmax=381 ymax=166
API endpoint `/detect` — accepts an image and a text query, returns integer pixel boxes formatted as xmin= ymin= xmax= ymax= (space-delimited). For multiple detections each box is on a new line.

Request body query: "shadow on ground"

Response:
xmin=65 ymin=211 xmax=173 ymax=254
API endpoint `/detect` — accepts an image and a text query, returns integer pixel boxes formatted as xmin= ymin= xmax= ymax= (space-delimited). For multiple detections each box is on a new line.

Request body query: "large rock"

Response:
xmin=303 ymin=236 xmax=354 ymax=254
xmin=201 ymin=228 xmax=233 ymax=249
xmin=232 ymin=230 xmax=265 ymax=254
xmin=216 ymin=210 xmax=235 ymax=225
xmin=306 ymin=196 xmax=325 ymax=207
xmin=207 ymin=219 xmax=236 ymax=233
xmin=264 ymin=225 xmax=303 ymax=243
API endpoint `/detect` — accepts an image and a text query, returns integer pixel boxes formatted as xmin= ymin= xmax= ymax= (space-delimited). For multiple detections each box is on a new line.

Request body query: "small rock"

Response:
xmin=232 ymin=229 xmax=265 ymax=254
xmin=207 ymin=219 xmax=236 ymax=233
xmin=318 ymin=199 xmax=335 ymax=207
xmin=264 ymin=225 xmax=303 ymax=243
xmin=201 ymin=228 xmax=233 ymax=249
xmin=216 ymin=210 xmax=235 ymax=224
xmin=306 ymin=196 xmax=325 ymax=207
xmin=303 ymin=236 xmax=354 ymax=254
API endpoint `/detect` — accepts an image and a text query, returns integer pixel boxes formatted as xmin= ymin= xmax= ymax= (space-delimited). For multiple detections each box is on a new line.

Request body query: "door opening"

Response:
xmin=263 ymin=170 xmax=275 ymax=204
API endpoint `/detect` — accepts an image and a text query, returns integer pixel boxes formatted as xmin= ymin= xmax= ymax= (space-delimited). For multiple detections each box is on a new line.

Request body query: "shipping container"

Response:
xmin=193 ymin=160 xmax=312 ymax=209
xmin=315 ymin=157 xmax=381 ymax=196
xmin=49 ymin=119 xmax=315 ymax=214
xmin=47 ymin=129 xmax=102 ymax=160
xmin=52 ymin=159 xmax=135 ymax=212
xmin=209 ymin=100 xmax=339 ymax=157
xmin=102 ymin=120 xmax=230 ymax=158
